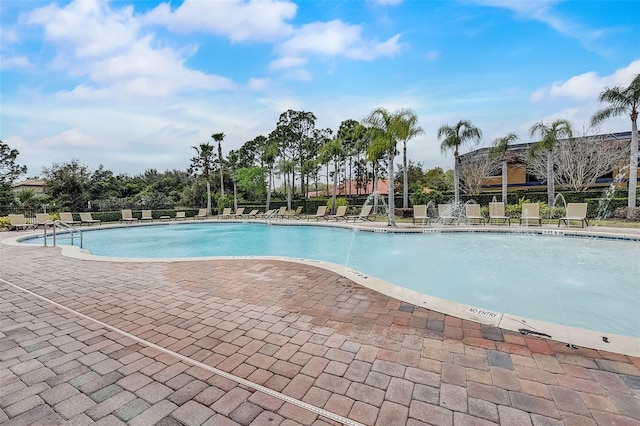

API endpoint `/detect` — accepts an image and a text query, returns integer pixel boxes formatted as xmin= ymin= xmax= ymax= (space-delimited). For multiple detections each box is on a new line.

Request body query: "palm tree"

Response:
xmin=318 ymin=137 xmax=345 ymax=214
xmin=189 ymin=143 xmax=215 ymax=215
xmin=396 ymin=109 xmax=424 ymax=208
xmin=490 ymin=133 xmax=519 ymax=204
xmin=363 ymin=108 xmax=402 ymax=226
xmin=260 ymin=139 xmax=278 ymax=211
xmin=212 ymin=132 xmax=225 ymax=197
xmin=590 ymin=74 xmax=640 ymax=216
xmin=437 ymin=120 xmax=482 ymax=203
xmin=529 ymin=119 xmax=573 ymax=205
xmin=227 ymin=150 xmax=239 ymax=212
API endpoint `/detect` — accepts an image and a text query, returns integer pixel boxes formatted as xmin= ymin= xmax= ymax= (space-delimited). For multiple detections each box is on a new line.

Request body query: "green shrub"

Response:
xmin=326 ymin=197 xmax=348 ymax=210
xmin=410 ymin=189 xmax=444 ymax=206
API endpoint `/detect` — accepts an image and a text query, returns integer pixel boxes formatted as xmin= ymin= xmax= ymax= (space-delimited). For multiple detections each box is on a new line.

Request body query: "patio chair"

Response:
xmin=488 ymin=202 xmax=510 ymax=225
xmin=307 ymin=205 xmax=328 ymax=221
xmin=233 ymin=207 xmax=246 ymax=219
xmin=289 ymin=206 xmax=304 ymax=219
xmin=8 ymin=214 xmax=34 ymax=231
xmin=59 ymin=212 xmax=81 ymax=225
xmin=175 ymin=211 xmax=186 ymax=221
xmin=348 ymin=205 xmax=376 ymax=222
xmin=120 ymin=209 xmax=138 ymax=224
xmin=274 ymin=206 xmax=287 ymax=220
xmin=194 ymin=208 xmax=207 ymax=220
xmin=438 ymin=204 xmax=459 ymax=225
xmin=519 ymin=203 xmax=542 ymax=226
xmin=412 ymin=205 xmax=430 ymax=225
xmin=464 ymin=203 xmax=485 ymax=225
xmin=79 ymin=212 xmax=101 ymax=226
xmin=34 ymin=213 xmax=52 ymax=229
xmin=243 ymin=209 xmax=260 ymax=219
xmin=327 ymin=205 xmax=348 ymax=221
xmin=559 ymin=203 xmax=589 ymax=228
xmin=141 ymin=210 xmax=154 ymax=222
xmin=219 ymin=208 xmax=232 ymax=219
xmin=261 ymin=209 xmax=277 ymax=219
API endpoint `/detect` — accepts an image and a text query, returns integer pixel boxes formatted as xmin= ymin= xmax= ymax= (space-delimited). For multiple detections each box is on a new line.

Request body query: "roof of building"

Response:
xmin=12 ymin=178 xmax=46 ymax=188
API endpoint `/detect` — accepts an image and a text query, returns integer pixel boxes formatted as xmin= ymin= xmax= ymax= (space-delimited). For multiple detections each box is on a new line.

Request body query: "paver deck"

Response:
xmin=1 ymin=226 xmax=639 ymax=425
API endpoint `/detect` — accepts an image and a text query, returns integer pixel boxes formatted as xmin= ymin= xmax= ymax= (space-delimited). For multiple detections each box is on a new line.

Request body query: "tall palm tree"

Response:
xmin=437 ymin=120 xmax=482 ymax=203
xmin=212 ymin=132 xmax=225 ymax=197
xmin=363 ymin=108 xmax=402 ymax=226
xmin=396 ymin=109 xmax=424 ymax=208
xmin=261 ymin=139 xmax=278 ymax=211
xmin=490 ymin=133 xmax=519 ymax=204
xmin=318 ymin=137 xmax=345 ymax=214
xmin=189 ymin=143 xmax=215 ymax=215
xmin=529 ymin=119 xmax=573 ymax=205
xmin=590 ymin=74 xmax=640 ymax=216
xmin=227 ymin=150 xmax=239 ymax=211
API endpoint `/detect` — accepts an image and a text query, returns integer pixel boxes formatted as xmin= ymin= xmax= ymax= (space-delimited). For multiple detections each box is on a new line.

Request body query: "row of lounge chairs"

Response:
xmin=412 ymin=202 xmax=589 ymax=228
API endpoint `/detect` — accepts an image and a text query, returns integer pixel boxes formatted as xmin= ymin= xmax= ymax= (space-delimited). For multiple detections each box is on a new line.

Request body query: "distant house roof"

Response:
xmin=12 ymin=179 xmax=46 ymax=189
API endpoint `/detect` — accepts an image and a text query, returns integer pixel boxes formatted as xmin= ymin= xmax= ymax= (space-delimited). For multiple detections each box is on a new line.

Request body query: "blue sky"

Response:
xmin=1 ymin=0 xmax=639 ymax=177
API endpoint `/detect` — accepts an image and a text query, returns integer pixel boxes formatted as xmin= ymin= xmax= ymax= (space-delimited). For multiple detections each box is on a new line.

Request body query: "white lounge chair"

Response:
xmin=327 ymin=205 xmax=348 ymax=221
xmin=219 ymin=208 xmax=232 ymax=219
xmin=558 ymin=203 xmax=589 ymax=228
xmin=438 ymin=204 xmax=458 ymax=225
xmin=307 ymin=205 xmax=327 ymax=221
xmin=120 ymin=209 xmax=138 ymax=224
xmin=348 ymin=205 xmax=375 ymax=222
xmin=34 ymin=213 xmax=52 ymax=229
xmin=412 ymin=205 xmax=430 ymax=225
xmin=8 ymin=214 xmax=34 ymax=231
xmin=233 ymin=207 xmax=245 ymax=218
xmin=489 ymin=202 xmax=510 ymax=225
xmin=79 ymin=212 xmax=101 ymax=226
xmin=520 ymin=203 xmax=542 ymax=226
xmin=195 ymin=208 xmax=207 ymax=220
xmin=175 ymin=211 xmax=186 ymax=221
xmin=273 ymin=206 xmax=287 ymax=220
xmin=141 ymin=210 xmax=154 ymax=222
xmin=464 ymin=204 xmax=485 ymax=225
xmin=243 ymin=209 xmax=259 ymax=219
xmin=59 ymin=212 xmax=81 ymax=225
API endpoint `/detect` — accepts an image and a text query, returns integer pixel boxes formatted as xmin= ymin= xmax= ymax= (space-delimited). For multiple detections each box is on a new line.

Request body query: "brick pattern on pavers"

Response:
xmin=1 ymin=236 xmax=639 ymax=426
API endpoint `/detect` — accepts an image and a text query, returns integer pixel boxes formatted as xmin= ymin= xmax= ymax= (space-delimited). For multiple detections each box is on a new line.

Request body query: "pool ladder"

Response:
xmin=43 ymin=220 xmax=83 ymax=248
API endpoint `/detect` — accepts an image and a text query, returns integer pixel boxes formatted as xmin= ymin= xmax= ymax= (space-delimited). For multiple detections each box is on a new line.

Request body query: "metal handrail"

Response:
xmin=43 ymin=220 xmax=83 ymax=248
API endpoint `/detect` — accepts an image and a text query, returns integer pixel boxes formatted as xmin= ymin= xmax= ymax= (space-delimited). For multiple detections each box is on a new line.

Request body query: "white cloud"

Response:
xmin=28 ymin=0 xmax=139 ymax=59
xmin=425 ymin=50 xmax=439 ymax=62
xmin=247 ymin=78 xmax=269 ymax=91
xmin=276 ymin=20 xmax=401 ymax=63
xmin=530 ymin=60 xmax=640 ymax=102
xmin=143 ymin=0 xmax=296 ymax=42
xmin=26 ymin=0 xmax=235 ymax=99
xmin=38 ymin=128 xmax=101 ymax=149
xmin=269 ymin=56 xmax=308 ymax=71
xmin=0 ymin=55 xmax=30 ymax=70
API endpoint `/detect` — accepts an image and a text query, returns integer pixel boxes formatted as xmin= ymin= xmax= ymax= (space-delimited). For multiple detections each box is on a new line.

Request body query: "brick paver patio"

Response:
xmin=1 ymin=228 xmax=639 ymax=425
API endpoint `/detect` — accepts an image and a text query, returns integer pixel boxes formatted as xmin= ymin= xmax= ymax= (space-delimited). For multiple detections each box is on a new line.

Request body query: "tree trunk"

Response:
xmin=206 ymin=180 xmax=212 ymax=215
xmin=233 ymin=181 xmax=237 ymax=211
xmin=266 ymin=168 xmax=272 ymax=211
xmin=373 ymin=162 xmax=379 ymax=213
xmin=628 ymin=114 xmax=638 ymax=216
xmin=332 ymin=162 xmax=338 ymax=214
xmin=218 ymin=142 xmax=224 ymax=197
xmin=388 ymin=153 xmax=396 ymax=226
xmin=547 ymin=150 xmax=555 ymax=206
xmin=502 ymin=160 xmax=508 ymax=205
xmin=453 ymin=152 xmax=460 ymax=203
xmin=326 ymin=164 xmax=330 ymax=196
xmin=403 ymin=143 xmax=408 ymax=208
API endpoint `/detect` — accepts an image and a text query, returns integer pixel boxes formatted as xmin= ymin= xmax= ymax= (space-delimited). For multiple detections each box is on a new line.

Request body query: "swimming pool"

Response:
xmin=29 ymin=222 xmax=639 ymax=338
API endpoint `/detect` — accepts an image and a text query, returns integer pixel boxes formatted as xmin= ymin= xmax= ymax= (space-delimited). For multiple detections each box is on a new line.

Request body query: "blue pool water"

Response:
xmin=32 ymin=222 xmax=640 ymax=337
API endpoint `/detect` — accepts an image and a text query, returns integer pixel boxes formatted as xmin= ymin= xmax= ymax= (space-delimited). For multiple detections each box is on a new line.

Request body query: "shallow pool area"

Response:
xmin=25 ymin=222 xmax=640 ymax=338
